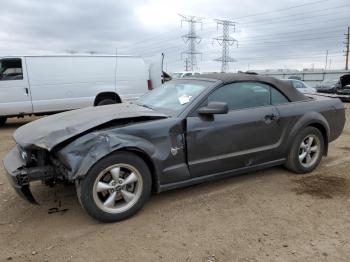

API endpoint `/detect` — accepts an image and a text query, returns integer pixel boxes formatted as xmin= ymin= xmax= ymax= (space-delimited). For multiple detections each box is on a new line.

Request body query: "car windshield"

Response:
xmin=137 ymin=80 xmax=211 ymax=115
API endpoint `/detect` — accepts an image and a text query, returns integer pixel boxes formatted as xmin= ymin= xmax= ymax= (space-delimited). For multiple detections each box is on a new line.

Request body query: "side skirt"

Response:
xmin=158 ymin=158 xmax=286 ymax=192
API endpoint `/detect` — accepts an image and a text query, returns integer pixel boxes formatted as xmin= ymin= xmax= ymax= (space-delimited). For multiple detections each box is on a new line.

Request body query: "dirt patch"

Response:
xmin=293 ymin=174 xmax=350 ymax=199
xmin=340 ymin=146 xmax=350 ymax=151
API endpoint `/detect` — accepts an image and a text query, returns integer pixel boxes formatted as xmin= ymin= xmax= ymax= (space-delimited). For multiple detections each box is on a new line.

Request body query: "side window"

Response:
xmin=0 ymin=58 xmax=23 ymax=81
xmin=271 ymin=87 xmax=289 ymax=105
xmin=207 ymin=82 xmax=271 ymax=110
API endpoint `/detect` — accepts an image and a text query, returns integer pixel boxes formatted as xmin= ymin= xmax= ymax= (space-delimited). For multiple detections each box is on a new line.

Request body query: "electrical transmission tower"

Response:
xmin=213 ymin=19 xmax=238 ymax=73
xmin=179 ymin=14 xmax=203 ymax=71
xmin=344 ymin=26 xmax=349 ymax=70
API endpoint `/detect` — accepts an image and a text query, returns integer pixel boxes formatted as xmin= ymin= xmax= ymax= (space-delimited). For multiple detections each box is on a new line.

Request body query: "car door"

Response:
xmin=186 ymin=81 xmax=288 ymax=177
xmin=0 ymin=58 xmax=33 ymax=116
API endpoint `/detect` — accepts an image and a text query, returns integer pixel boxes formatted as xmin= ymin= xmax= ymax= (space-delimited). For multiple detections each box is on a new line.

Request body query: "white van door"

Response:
xmin=144 ymin=54 xmax=163 ymax=89
xmin=0 ymin=58 xmax=33 ymax=116
xmin=26 ymin=56 xmax=116 ymax=113
xmin=116 ymin=56 xmax=149 ymax=101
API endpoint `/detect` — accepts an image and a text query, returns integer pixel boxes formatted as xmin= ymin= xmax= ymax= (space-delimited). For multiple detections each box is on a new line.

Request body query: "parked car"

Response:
xmin=3 ymin=73 xmax=345 ymax=222
xmin=315 ymin=74 xmax=350 ymax=102
xmin=282 ymin=79 xmax=316 ymax=94
xmin=0 ymin=55 xmax=164 ymax=126
xmin=335 ymin=74 xmax=350 ymax=101
xmin=315 ymin=78 xmax=340 ymax=94
xmin=170 ymin=71 xmax=200 ymax=79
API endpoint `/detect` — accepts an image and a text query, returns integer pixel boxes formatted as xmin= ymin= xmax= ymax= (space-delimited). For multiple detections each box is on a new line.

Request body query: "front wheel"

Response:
xmin=76 ymin=152 xmax=152 ymax=222
xmin=285 ymin=127 xmax=324 ymax=174
xmin=0 ymin=117 xmax=7 ymax=126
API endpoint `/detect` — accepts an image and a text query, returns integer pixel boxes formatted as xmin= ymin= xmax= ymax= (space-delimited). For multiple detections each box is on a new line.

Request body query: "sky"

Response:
xmin=0 ymin=0 xmax=349 ymax=72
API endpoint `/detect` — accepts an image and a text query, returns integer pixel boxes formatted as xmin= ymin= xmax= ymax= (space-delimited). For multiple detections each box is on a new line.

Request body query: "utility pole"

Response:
xmin=179 ymin=14 xmax=203 ymax=72
xmin=213 ymin=19 xmax=238 ymax=73
xmin=324 ymin=49 xmax=328 ymax=71
xmin=344 ymin=26 xmax=349 ymax=70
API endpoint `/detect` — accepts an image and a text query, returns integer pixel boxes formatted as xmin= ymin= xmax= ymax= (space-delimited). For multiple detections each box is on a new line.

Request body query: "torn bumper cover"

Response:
xmin=3 ymin=147 xmax=54 ymax=204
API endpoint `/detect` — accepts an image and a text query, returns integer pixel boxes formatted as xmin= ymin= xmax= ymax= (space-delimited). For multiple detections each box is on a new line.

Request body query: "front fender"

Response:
xmin=56 ymin=131 xmax=158 ymax=180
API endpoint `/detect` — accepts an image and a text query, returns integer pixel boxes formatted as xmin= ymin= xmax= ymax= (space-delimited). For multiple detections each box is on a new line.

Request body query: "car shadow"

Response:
xmin=1 ymin=117 xmax=40 ymax=129
xmin=28 ymin=166 xmax=287 ymax=218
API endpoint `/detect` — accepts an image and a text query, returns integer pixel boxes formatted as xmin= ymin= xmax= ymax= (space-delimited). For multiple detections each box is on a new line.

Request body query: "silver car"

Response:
xmin=283 ymin=79 xmax=316 ymax=94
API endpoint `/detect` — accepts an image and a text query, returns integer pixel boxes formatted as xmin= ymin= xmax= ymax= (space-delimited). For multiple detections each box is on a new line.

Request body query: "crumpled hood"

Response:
xmin=13 ymin=103 xmax=167 ymax=151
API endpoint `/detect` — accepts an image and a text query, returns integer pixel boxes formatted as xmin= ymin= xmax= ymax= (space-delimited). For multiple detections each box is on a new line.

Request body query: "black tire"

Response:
xmin=285 ymin=126 xmax=324 ymax=174
xmin=76 ymin=152 xmax=152 ymax=222
xmin=97 ymin=99 xmax=116 ymax=106
xmin=0 ymin=117 xmax=7 ymax=126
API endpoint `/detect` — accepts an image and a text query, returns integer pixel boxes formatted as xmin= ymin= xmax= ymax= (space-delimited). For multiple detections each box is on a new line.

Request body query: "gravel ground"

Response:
xmin=0 ymin=107 xmax=350 ymax=262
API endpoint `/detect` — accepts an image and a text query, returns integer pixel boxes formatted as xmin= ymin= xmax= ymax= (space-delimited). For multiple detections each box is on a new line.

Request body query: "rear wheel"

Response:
xmin=76 ymin=152 xmax=152 ymax=222
xmin=285 ymin=127 xmax=324 ymax=174
xmin=97 ymin=99 xmax=116 ymax=106
xmin=0 ymin=117 xmax=7 ymax=126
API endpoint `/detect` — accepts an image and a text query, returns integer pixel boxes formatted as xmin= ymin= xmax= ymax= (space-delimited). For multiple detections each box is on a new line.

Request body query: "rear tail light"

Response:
xmin=147 ymin=80 xmax=153 ymax=90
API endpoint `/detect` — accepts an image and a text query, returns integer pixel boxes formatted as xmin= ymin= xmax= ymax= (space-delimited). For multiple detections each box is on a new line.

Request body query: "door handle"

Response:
xmin=264 ymin=114 xmax=279 ymax=123
xmin=25 ymin=88 xmax=29 ymax=96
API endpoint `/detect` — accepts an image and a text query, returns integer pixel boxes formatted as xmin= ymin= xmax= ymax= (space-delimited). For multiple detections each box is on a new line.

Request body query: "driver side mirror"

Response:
xmin=198 ymin=102 xmax=229 ymax=115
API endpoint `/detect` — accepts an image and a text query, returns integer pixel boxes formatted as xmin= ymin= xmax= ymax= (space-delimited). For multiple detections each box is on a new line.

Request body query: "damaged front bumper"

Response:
xmin=3 ymin=147 xmax=54 ymax=204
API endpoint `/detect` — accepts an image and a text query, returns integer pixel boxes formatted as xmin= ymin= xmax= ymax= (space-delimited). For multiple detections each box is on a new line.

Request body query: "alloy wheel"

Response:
xmin=92 ymin=164 xmax=143 ymax=214
xmin=298 ymin=134 xmax=321 ymax=168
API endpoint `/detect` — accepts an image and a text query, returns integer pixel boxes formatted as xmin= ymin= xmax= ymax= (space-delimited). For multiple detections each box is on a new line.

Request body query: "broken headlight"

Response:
xmin=17 ymin=145 xmax=31 ymax=164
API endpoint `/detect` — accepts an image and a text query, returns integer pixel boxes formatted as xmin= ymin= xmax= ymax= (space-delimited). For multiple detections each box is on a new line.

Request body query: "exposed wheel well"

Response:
xmin=308 ymin=123 xmax=328 ymax=156
xmin=94 ymin=92 xmax=121 ymax=106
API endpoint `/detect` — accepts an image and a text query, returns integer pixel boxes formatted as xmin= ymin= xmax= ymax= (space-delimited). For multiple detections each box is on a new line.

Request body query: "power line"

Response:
xmin=118 ymin=2 xmax=348 ymax=52
xmin=240 ymin=4 xmax=350 ymax=25
xmin=135 ymin=33 xmax=343 ymax=58
xmin=121 ymin=17 xmax=348 ymax=55
xmin=235 ymin=0 xmax=331 ymax=19
xmin=123 ymin=27 xmax=344 ymax=56
xmin=119 ymin=11 xmax=348 ymax=54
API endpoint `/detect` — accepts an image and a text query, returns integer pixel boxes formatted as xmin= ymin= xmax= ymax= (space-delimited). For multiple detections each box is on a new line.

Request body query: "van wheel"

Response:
xmin=285 ymin=127 xmax=324 ymax=174
xmin=76 ymin=152 xmax=152 ymax=222
xmin=0 ymin=117 xmax=7 ymax=126
xmin=97 ymin=99 xmax=116 ymax=106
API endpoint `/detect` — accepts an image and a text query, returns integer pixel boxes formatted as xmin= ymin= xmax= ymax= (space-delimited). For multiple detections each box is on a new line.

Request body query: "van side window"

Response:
xmin=0 ymin=58 xmax=23 ymax=81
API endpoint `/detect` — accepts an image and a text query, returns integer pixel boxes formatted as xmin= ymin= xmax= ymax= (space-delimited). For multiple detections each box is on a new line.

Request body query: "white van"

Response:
xmin=0 ymin=55 xmax=163 ymax=125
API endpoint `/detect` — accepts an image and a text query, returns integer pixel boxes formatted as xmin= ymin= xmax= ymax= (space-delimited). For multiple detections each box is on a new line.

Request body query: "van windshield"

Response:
xmin=0 ymin=58 xmax=23 ymax=81
xmin=137 ymin=80 xmax=211 ymax=115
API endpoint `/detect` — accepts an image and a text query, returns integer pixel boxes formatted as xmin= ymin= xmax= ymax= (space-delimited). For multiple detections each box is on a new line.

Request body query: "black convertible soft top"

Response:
xmin=190 ymin=73 xmax=307 ymax=102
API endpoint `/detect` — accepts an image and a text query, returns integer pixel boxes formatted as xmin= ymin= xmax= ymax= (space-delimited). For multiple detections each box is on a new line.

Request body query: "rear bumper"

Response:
xmin=3 ymin=147 xmax=55 ymax=204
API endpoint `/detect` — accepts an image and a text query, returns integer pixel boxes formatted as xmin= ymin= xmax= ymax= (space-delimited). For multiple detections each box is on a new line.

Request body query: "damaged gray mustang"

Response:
xmin=3 ymin=73 xmax=346 ymax=222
